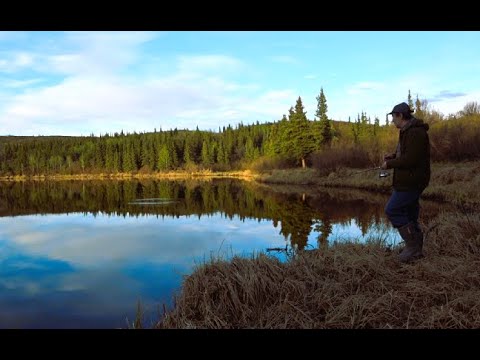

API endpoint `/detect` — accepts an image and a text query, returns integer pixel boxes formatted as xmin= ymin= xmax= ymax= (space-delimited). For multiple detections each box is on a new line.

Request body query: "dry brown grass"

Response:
xmin=156 ymin=210 xmax=480 ymax=329
xmin=255 ymin=168 xmax=321 ymax=185
xmin=309 ymin=145 xmax=372 ymax=174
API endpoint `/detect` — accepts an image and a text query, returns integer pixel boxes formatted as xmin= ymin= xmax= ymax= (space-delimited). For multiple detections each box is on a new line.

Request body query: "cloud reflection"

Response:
xmin=0 ymin=212 xmax=288 ymax=328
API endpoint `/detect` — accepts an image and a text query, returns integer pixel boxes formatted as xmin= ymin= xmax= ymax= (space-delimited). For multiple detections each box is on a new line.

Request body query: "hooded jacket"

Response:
xmin=386 ymin=117 xmax=431 ymax=191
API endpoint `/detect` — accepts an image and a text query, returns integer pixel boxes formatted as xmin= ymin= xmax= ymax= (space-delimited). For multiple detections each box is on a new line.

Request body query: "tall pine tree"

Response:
xmin=278 ymin=96 xmax=316 ymax=168
xmin=407 ymin=89 xmax=414 ymax=110
xmin=157 ymin=144 xmax=171 ymax=171
xmin=315 ymin=87 xmax=332 ymax=147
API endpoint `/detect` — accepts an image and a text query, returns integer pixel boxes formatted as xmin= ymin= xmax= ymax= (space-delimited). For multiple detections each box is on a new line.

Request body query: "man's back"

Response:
xmin=387 ymin=117 xmax=430 ymax=191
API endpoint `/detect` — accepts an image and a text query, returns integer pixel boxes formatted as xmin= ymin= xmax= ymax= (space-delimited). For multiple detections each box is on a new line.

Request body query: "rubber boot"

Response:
xmin=397 ymin=222 xmax=424 ymax=263
xmin=397 ymin=222 xmax=423 ymax=254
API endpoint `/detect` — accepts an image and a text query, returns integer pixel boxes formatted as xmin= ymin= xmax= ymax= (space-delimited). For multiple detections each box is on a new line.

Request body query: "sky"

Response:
xmin=0 ymin=31 xmax=479 ymax=136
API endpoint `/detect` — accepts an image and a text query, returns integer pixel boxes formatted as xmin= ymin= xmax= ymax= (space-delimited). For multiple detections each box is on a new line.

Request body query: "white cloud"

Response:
xmin=304 ymin=74 xmax=317 ymax=80
xmin=0 ymin=32 xmax=301 ymax=135
xmin=41 ymin=33 xmax=159 ymax=76
xmin=0 ymin=52 xmax=35 ymax=73
xmin=331 ymin=74 xmax=478 ymax=123
xmin=0 ymin=213 xmax=286 ymax=268
xmin=1 ymin=78 xmax=44 ymax=88
xmin=0 ymin=64 xmax=293 ymax=135
xmin=427 ymin=91 xmax=480 ymax=116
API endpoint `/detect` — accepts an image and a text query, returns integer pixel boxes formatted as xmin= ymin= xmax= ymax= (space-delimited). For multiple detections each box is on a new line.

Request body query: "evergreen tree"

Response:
xmin=245 ymin=137 xmax=255 ymax=161
xmin=113 ymin=144 xmax=121 ymax=172
xmin=122 ymin=142 xmax=136 ymax=172
xmin=315 ymin=87 xmax=332 ymax=146
xmin=408 ymin=89 xmax=414 ymax=110
xmin=288 ymin=107 xmax=295 ymax=121
xmin=157 ymin=143 xmax=171 ymax=171
xmin=168 ymin=137 xmax=179 ymax=169
xmin=201 ymin=139 xmax=213 ymax=167
xmin=183 ymin=135 xmax=194 ymax=165
xmin=293 ymin=96 xmax=307 ymax=121
xmin=105 ymin=141 xmax=116 ymax=171
xmin=95 ymin=141 xmax=105 ymax=169
xmin=373 ymin=116 xmax=380 ymax=136
xmin=415 ymin=94 xmax=426 ymax=120
xmin=278 ymin=97 xmax=316 ymax=168
xmin=141 ymin=137 xmax=155 ymax=170
xmin=217 ymin=140 xmax=228 ymax=166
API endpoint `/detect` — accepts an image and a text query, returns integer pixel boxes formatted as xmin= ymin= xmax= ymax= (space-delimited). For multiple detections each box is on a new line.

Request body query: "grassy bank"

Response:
xmin=0 ymin=170 xmax=257 ymax=182
xmin=156 ymin=210 xmax=480 ymax=329
xmin=150 ymin=161 xmax=480 ymax=329
xmin=256 ymin=161 xmax=480 ymax=209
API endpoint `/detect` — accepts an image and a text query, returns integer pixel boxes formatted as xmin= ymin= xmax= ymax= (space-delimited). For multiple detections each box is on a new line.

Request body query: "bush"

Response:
xmin=249 ymin=156 xmax=296 ymax=172
xmin=309 ymin=145 xmax=372 ymax=174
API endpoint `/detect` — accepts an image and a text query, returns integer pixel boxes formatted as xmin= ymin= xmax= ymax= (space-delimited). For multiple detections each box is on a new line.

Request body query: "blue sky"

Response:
xmin=1 ymin=31 xmax=479 ymax=136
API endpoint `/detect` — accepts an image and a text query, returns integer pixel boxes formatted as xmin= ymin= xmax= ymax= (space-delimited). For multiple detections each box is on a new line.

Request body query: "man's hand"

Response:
xmin=384 ymin=153 xmax=395 ymax=161
xmin=381 ymin=161 xmax=388 ymax=170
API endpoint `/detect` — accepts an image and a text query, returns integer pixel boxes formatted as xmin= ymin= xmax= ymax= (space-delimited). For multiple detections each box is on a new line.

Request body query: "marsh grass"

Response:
xmin=155 ymin=210 xmax=480 ymax=329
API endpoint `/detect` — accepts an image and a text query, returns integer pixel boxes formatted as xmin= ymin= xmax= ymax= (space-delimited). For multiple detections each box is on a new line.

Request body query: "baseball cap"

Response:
xmin=388 ymin=102 xmax=414 ymax=115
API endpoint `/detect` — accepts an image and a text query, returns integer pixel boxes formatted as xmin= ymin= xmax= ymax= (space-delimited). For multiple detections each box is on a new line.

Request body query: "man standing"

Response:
xmin=382 ymin=102 xmax=431 ymax=263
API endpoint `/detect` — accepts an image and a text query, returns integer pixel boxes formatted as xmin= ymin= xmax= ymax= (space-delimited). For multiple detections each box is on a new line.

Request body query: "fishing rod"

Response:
xmin=352 ymin=166 xmax=381 ymax=174
xmin=352 ymin=166 xmax=390 ymax=178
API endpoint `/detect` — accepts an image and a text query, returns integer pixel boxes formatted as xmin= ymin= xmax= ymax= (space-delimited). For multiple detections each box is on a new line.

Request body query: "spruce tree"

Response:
xmin=157 ymin=143 xmax=171 ymax=171
xmin=408 ymin=89 xmax=414 ymax=110
xmin=315 ymin=87 xmax=332 ymax=146
xmin=279 ymin=96 xmax=316 ymax=168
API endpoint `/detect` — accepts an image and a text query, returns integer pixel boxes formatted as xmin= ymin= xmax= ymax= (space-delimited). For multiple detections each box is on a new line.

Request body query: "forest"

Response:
xmin=1 ymin=89 xmax=479 ymax=176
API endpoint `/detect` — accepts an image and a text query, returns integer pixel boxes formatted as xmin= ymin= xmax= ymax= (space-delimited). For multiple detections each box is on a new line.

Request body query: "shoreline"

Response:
xmin=2 ymin=161 xmax=478 ymax=208
xmin=0 ymin=170 xmax=257 ymax=182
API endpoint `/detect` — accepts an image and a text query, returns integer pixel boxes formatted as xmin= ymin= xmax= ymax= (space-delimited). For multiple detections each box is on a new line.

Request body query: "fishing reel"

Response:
xmin=379 ymin=170 xmax=390 ymax=178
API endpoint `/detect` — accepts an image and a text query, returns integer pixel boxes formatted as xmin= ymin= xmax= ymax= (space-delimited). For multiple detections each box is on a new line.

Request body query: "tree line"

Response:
xmin=1 ymin=89 xmax=479 ymax=176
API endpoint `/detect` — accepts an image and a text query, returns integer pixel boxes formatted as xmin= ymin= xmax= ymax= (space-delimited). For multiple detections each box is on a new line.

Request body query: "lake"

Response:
xmin=0 ymin=179 xmax=445 ymax=328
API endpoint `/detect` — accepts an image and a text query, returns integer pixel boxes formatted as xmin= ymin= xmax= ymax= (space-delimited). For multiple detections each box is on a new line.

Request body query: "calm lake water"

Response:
xmin=0 ymin=179 xmax=445 ymax=328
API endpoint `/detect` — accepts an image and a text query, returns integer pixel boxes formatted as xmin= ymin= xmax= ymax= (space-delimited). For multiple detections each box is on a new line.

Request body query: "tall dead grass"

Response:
xmin=156 ymin=211 xmax=480 ymax=329
xmin=309 ymin=145 xmax=372 ymax=175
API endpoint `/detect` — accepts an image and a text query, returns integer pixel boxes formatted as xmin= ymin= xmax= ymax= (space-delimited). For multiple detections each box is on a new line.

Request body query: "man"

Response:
xmin=381 ymin=102 xmax=431 ymax=263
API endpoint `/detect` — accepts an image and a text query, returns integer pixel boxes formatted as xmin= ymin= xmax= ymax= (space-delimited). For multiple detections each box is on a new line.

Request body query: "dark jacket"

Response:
xmin=386 ymin=118 xmax=431 ymax=191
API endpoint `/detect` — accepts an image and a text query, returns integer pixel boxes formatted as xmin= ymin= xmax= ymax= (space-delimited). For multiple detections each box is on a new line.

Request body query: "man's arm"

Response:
xmin=386 ymin=129 xmax=424 ymax=169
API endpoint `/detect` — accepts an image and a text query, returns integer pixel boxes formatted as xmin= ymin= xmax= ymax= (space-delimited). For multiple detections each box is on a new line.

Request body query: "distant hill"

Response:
xmin=0 ymin=135 xmax=85 ymax=145
xmin=0 ymin=135 xmax=82 ymax=145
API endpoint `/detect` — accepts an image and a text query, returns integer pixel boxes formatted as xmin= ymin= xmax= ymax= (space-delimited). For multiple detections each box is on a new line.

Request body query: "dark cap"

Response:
xmin=388 ymin=102 xmax=414 ymax=115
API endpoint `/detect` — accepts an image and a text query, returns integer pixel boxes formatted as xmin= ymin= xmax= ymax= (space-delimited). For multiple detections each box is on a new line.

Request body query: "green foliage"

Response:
xmin=408 ymin=89 xmax=414 ymax=110
xmin=277 ymin=97 xmax=317 ymax=168
xmin=201 ymin=139 xmax=214 ymax=167
xmin=0 ymin=92 xmax=478 ymax=176
xmin=316 ymin=87 xmax=332 ymax=147
xmin=157 ymin=144 xmax=171 ymax=171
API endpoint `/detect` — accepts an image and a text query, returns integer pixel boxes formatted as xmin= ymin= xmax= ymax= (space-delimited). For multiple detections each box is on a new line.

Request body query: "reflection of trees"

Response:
xmin=0 ymin=180 xmax=443 ymax=247
xmin=271 ymin=194 xmax=317 ymax=251
xmin=313 ymin=212 xmax=332 ymax=249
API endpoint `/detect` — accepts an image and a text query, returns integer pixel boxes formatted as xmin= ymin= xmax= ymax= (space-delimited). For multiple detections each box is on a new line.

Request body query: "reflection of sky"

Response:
xmin=306 ymin=219 xmax=401 ymax=248
xmin=0 ymin=212 xmax=400 ymax=328
xmin=0 ymin=212 xmax=288 ymax=328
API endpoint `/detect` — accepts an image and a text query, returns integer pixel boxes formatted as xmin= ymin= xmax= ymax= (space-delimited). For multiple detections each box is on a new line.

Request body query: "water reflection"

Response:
xmin=0 ymin=179 xmax=446 ymax=328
